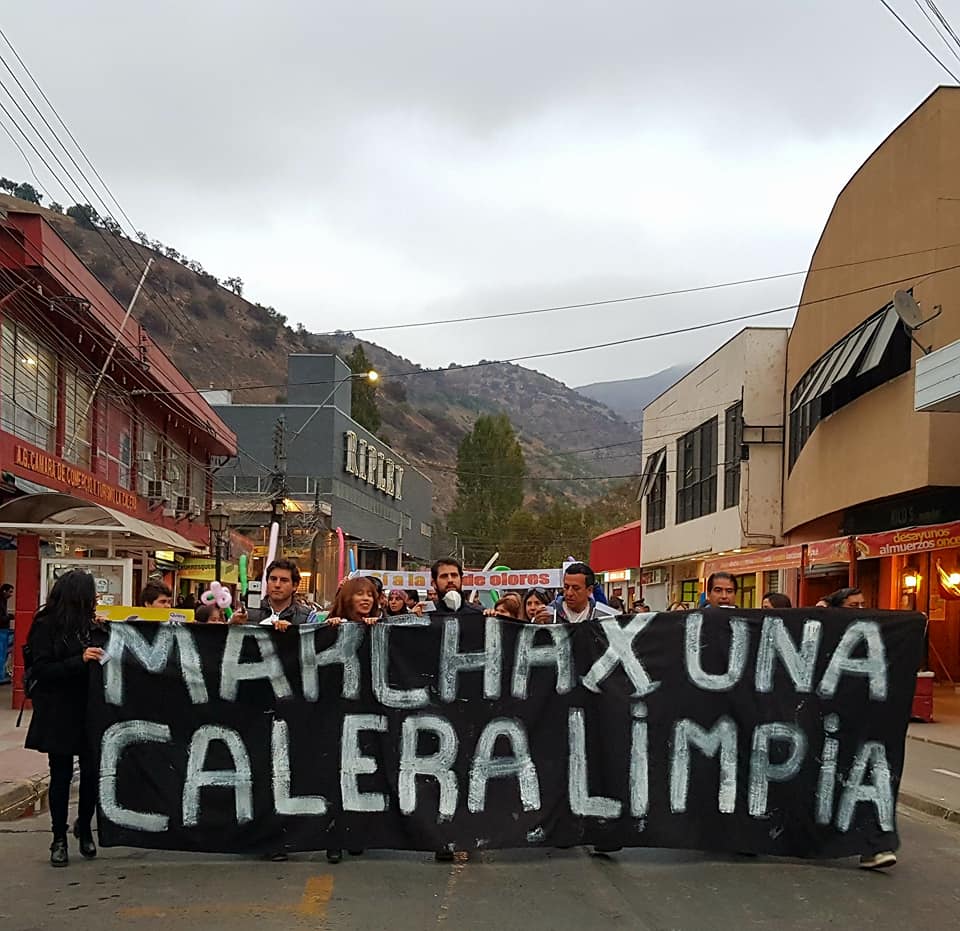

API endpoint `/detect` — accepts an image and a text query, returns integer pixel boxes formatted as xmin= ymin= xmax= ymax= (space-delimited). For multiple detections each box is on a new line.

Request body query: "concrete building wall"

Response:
xmin=640 ymin=328 xmax=788 ymax=568
xmin=784 ymin=87 xmax=960 ymax=535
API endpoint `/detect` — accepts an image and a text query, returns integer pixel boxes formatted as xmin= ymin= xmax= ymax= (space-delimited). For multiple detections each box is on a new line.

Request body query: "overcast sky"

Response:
xmin=1 ymin=1 xmax=956 ymax=387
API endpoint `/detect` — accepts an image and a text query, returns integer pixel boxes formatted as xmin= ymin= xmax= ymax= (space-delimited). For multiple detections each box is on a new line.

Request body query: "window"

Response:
xmin=138 ymin=424 xmax=164 ymax=496
xmin=789 ymin=302 xmax=910 ymax=470
xmin=645 ymin=450 xmax=667 ymax=533
xmin=190 ymin=461 xmax=207 ymax=511
xmin=102 ymin=405 xmax=132 ymax=489
xmin=62 ymin=370 xmax=94 ymax=470
xmin=735 ymin=572 xmax=757 ymax=609
xmin=165 ymin=444 xmax=188 ymax=500
xmin=680 ymin=579 xmax=699 ymax=605
xmin=675 ymin=417 xmax=718 ymax=523
xmin=0 ymin=321 xmax=56 ymax=451
xmin=723 ymin=401 xmax=743 ymax=510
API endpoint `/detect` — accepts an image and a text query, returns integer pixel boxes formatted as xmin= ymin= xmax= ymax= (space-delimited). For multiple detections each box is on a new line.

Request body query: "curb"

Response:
xmin=906 ymin=732 xmax=960 ymax=753
xmin=0 ymin=775 xmax=48 ymax=821
xmin=898 ymin=789 xmax=960 ymax=825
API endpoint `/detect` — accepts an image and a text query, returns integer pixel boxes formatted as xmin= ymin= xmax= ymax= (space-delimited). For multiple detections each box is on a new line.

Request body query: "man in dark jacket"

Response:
xmin=430 ymin=558 xmax=483 ymax=615
xmin=232 ymin=559 xmax=313 ymax=629
xmin=0 ymin=583 xmax=13 ymax=628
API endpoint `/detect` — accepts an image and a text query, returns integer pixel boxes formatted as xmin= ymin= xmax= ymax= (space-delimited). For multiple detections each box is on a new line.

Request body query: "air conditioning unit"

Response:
xmin=137 ymin=451 xmax=153 ymax=463
xmin=147 ymin=480 xmax=169 ymax=502
xmin=161 ymin=506 xmax=177 ymax=519
xmin=175 ymin=495 xmax=195 ymax=515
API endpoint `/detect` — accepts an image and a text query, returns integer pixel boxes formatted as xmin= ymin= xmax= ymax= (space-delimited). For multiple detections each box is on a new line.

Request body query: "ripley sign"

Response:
xmin=343 ymin=430 xmax=404 ymax=500
xmin=90 ymin=609 xmax=923 ymax=858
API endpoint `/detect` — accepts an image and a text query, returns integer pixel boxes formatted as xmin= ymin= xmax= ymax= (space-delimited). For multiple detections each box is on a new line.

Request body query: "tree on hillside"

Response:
xmin=47 ymin=201 xmax=63 ymax=213
xmin=224 ymin=276 xmax=243 ymax=296
xmin=13 ymin=182 xmax=42 ymax=204
xmin=0 ymin=178 xmax=15 ymax=195
xmin=66 ymin=203 xmax=100 ymax=229
xmin=346 ymin=344 xmax=381 ymax=434
xmin=447 ymin=413 xmax=526 ymax=563
xmin=101 ymin=216 xmax=122 ymax=235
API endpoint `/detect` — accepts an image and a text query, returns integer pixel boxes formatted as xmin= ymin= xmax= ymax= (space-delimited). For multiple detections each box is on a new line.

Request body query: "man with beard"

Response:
xmin=430 ymin=558 xmax=483 ymax=616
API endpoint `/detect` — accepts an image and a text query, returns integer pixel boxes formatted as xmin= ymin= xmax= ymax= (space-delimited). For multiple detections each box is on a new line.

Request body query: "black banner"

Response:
xmin=90 ymin=609 xmax=924 ymax=858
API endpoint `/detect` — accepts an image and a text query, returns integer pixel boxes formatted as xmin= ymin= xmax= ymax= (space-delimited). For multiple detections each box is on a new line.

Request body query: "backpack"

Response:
xmin=15 ymin=641 xmax=36 ymax=727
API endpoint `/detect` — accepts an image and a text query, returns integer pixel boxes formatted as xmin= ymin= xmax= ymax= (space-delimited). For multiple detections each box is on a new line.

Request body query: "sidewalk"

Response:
xmin=0 ymin=683 xmax=48 ymax=820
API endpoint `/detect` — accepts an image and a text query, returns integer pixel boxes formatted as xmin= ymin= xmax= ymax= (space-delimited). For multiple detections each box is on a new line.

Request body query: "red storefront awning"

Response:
xmin=590 ymin=520 xmax=642 ymax=573
xmin=703 ymin=545 xmax=803 ymax=578
xmin=857 ymin=521 xmax=960 ymax=558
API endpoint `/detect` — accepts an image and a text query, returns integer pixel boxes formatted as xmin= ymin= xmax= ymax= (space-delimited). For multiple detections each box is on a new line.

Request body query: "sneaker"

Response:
xmin=326 ymin=849 xmax=342 ymax=864
xmin=859 ymin=851 xmax=897 ymax=870
xmin=435 ymin=850 xmax=454 ymax=863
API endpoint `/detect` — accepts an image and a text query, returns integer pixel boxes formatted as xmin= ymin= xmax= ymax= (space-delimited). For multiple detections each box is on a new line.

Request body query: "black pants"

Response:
xmin=48 ymin=750 xmax=96 ymax=838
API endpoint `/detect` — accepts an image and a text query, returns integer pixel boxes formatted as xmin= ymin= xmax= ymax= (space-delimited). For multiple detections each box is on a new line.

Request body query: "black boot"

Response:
xmin=326 ymin=848 xmax=342 ymax=864
xmin=73 ymin=820 xmax=97 ymax=859
xmin=50 ymin=835 xmax=68 ymax=868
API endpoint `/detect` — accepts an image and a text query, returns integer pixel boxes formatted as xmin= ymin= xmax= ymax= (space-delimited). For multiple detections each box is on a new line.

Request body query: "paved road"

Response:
xmin=1 ymin=807 xmax=958 ymax=931
xmin=902 ymin=738 xmax=960 ymax=812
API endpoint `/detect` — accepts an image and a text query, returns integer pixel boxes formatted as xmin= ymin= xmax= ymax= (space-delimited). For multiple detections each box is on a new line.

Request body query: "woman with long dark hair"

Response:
xmin=24 ymin=569 xmax=106 ymax=867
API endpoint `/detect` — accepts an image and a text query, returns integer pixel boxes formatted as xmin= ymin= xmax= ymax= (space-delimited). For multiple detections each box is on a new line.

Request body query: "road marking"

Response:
xmin=932 ymin=768 xmax=960 ymax=779
xmin=299 ymin=875 xmax=334 ymax=916
xmin=117 ymin=874 xmax=333 ymax=920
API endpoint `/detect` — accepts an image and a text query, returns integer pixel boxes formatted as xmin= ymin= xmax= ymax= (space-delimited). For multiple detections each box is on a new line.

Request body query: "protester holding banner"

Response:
xmin=485 ymin=593 xmax=521 ymax=619
xmin=761 ymin=592 xmax=792 ymax=609
xmin=705 ymin=572 xmax=738 ymax=607
xmin=522 ymin=587 xmax=551 ymax=621
xmin=533 ymin=562 xmax=618 ymax=623
xmin=232 ymin=559 xmax=312 ymax=628
xmin=326 ymin=577 xmax=381 ymax=627
xmin=431 ymin=558 xmax=483 ymax=616
xmin=826 ymin=587 xmax=866 ymax=608
xmin=24 ymin=569 xmax=107 ymax=867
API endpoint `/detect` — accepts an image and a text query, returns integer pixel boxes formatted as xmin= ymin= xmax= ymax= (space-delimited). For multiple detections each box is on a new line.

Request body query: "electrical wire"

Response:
xmin=877 ymin=0 xmax=960 ymax=81
xmin=912 ymin=0 xmax=960 ymax=64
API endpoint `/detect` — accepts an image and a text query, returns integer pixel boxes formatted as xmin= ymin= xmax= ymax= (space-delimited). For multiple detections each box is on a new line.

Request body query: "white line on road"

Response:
xmin=931 ymin=768 xmax=960 ymax=779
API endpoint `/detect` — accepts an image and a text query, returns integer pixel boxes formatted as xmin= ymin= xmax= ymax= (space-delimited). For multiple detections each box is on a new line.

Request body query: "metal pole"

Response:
xmin=66 ymin=258 xmax=153 ymax=458
xmin=214 ymin=532 xmax=223 ymax=582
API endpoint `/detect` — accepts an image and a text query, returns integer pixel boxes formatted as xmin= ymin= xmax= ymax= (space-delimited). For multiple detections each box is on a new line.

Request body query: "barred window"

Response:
xmin=0 ymin=321 xmax=56 ymax=451
xmin=675 ymin=417 xmax=718 ymax=524
xmin=723 ymin=401 xmax=743 ymax=510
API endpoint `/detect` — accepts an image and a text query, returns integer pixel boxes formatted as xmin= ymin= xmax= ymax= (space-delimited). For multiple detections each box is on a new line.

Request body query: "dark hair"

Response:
xmin=825 ymin=587 xmax=862 ymax=607
xmin=332 ymin=577 xmax=379 ymax=621
xmin=194 ymin=604 xmax=218 ymax=623
xmin=431 ymin=558 xmax=463 ymax=582
xmin=763 ymin=592 xmax=792 ymax=609
xmin=370 ymin=576 xmax=384 ymax=593
xmin=36 ymin=569 xmax=96 ymax=641
xmin=266 ymin=558 xmax=300 ymax=586
xmin=140 ymin=581 xmax=173 ymax=606
xmin=707 ymin=571 xmax=737 ymax=592
xmin=1 ymin=583 xmax=13 ymax=595
xmin=563 ymin=562 xmax=595 ymax=588
xmin=608 ymin=596 xmax=626 ymax=613
xmin=405 ymin=589 xmax=419 ymax=603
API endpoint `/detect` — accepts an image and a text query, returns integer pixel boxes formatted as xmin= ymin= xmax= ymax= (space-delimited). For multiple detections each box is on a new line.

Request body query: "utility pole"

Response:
xmin=270 ymin=415 xmax=287 ymax=548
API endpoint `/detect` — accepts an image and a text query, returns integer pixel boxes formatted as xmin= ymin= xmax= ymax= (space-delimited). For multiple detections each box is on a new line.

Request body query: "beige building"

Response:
xmin=783 ymin=86 xmax=960 ymax=678
xmin=637 ymin=328 xmax=789 ymax=610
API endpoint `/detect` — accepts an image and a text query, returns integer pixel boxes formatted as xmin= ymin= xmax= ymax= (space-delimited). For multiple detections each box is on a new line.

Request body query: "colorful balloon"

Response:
xmin=201 ymin=580 xmax=232 ymax=609
xmin=238 ymin=554 xmax=248 ymax=597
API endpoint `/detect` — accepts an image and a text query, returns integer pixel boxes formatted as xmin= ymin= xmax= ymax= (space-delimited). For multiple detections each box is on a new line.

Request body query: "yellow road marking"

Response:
xmin=118 ymin=874 xmax=333 ymax=920
xmin=299 ymin=874 xmax=334 ymax=916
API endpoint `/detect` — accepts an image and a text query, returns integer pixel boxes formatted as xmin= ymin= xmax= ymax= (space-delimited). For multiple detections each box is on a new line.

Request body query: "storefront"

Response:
xmin=589 ymin=520 xmax=642 ymax=605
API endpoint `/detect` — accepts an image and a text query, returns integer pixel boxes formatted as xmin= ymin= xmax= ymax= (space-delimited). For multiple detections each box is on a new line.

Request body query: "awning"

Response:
xmin=0 ymin=493 xmax=204 ymax=552
xmin=703 ymin=545 xmax=804 ymax=578
xmin=792 ymin=304 xmax=900 ymax=412
xmin=856 ymin=521 xmax=960 ymax=559
xmin=637 ymin=448 xmax=666 ymax=500
xmin=590 ymin=520 xmax=642 ymax=573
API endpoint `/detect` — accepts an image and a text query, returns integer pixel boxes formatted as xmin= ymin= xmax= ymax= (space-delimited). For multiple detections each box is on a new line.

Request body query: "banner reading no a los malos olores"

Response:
xmin=90 ymin=609 xmax=923 ymax=858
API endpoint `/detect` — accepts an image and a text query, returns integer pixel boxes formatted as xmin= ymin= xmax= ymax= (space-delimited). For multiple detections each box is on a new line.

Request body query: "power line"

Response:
xmin=325 ymin=240 xmax=960 ymax=335
xmin=912 ymin=0 xmax=960 ymax=64
xmin=877 ymin=0 xmax=960 ymax=81
xmin=129 ymin=258 xmax=960 ymax=398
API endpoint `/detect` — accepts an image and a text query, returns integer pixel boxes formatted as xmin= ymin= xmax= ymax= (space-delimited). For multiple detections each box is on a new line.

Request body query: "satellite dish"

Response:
xmin=893 ymin=290 xmax=925 ymax=330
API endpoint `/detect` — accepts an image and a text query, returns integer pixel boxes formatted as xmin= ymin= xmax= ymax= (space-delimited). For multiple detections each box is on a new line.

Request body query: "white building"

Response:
xmin=637 ymin=328 xmax=789 ymax=610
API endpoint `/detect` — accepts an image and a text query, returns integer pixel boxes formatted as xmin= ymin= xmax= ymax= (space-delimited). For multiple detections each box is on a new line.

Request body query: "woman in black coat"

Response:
xmin=24 ymin=570 xmax=106 ymax=867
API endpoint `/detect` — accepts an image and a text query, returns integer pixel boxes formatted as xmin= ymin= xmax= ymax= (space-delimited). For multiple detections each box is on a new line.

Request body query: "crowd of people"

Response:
xmin=22 ymin=557 xmax=889 ymax=871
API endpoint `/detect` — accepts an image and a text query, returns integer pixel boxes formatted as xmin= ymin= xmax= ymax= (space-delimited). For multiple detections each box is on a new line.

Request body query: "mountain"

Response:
xmin=576 ymin=364 xmax=691 ymax=425
xmin=3 ymin=196 xmax=643 ymax=515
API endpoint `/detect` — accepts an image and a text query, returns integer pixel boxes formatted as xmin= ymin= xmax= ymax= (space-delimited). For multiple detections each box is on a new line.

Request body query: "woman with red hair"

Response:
xmin=326 ymin=577 xmax=381 ymax=627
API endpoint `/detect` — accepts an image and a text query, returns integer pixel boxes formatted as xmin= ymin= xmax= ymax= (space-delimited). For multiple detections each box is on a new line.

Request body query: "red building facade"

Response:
xmin=0 ymin=207 xmax=236 ymax=704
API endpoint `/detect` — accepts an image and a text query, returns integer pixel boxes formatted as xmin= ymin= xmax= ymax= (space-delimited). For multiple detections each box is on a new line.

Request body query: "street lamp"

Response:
xmin=207 ymin=504 xmax=230 ymax=582
xmin=288 ymin=370 xmax=379 ymax=444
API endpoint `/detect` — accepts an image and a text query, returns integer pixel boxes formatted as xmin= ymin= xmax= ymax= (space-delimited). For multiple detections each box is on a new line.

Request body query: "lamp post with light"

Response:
xmin=207 ymin=504 xmax=230 ymax=582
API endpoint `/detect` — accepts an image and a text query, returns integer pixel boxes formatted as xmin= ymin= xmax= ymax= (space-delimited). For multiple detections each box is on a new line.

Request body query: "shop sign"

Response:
xmin=806 ymin=537 xmax=852 ymax=567
xmin=344 ymin=431 xmax=404 ymax=500
xmin=641 ymin=567 xmax=667 ymax=586
xmin=178 ymin=558 xmax=239 ymax=583
xmin=358 ymin=568 xmax=564 ymax=591
xmin=604 ymin=569 xmax=631 ymax=583
xmin=12 ymin=444 xmax=138 ymax=512
xmin=856 ymin=521 xmax=960 ymax=559
xmin=703 ymin=545 xmax=803 ymax=577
